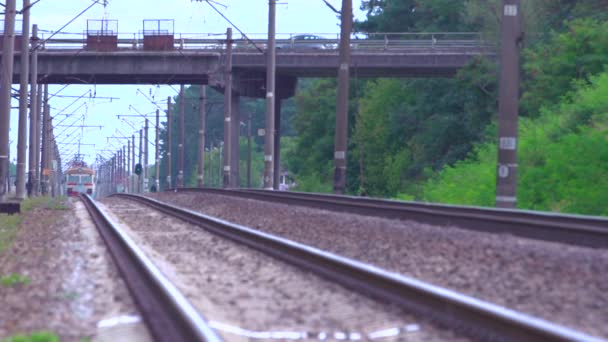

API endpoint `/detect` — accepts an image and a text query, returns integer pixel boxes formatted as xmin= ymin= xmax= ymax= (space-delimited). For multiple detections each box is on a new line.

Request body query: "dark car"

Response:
xmin=276 ymin=34 xmax=332 ymax=50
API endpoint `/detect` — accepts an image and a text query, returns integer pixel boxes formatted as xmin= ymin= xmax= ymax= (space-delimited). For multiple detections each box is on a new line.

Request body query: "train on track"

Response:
xmin=64 ymin=158 xmax=96 ymax=196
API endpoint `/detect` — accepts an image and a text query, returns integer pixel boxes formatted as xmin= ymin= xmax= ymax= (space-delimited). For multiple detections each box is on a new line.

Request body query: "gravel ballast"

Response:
xmin=147 ymin=191 xmax=608 ymax=339
xmin=102 ymin=197 xmax=469 ymax=341
xmin=0 ymin=199 xmax=149 ymax=341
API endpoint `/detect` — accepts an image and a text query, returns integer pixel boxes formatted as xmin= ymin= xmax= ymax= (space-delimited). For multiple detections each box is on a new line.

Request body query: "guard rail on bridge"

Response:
xmin=33 ymin=31 xmax=493 ymax=51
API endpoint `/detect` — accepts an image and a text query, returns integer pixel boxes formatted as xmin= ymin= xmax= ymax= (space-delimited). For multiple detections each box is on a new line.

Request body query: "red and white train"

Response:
xmin=65 ymin=160 xmax=96 ymax=196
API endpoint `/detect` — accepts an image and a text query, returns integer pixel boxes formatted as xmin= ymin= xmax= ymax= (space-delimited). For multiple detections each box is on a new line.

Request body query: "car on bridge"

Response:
xmin=276 ymin=34 xmax=334 ymax=50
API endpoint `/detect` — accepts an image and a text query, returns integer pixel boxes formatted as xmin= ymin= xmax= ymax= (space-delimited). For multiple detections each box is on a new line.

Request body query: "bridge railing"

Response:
xmin=34 ymin=30 xmax=492 ymax=51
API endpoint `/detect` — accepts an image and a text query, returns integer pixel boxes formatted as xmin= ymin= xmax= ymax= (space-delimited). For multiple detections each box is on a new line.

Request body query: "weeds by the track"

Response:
xmin=1 ymin=331 xmax=60 ymax=342
xmin=0 ymin=197 xmax=68 ymax=254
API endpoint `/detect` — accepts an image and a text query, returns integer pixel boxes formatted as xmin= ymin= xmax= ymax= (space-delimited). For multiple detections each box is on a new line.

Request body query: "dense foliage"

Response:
xmin=163 ymin=1 xmax=608 ymax=215
xmin=424 ymin=70 xmax=608 ymax=215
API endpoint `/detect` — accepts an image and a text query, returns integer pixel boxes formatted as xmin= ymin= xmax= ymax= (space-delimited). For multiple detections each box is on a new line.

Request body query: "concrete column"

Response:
xmin=127 ymin=140 xmax=131 ymax=193
xmin=144 ymin=119 xmax=149 ymax=192
xmin=165 ymin=97 xmax=172 ymax=189
xmin=155 ymin=109 xmax=160 ymax=192
xmin=495 ymin=0 xmax=522 ymax=209
xmin=333 ymin=0 xmax=353 ymax=195
xmin=0 ymin=0 xmax=17 ymax=200
xmin=223 ymin=28 xmax=233 ymax=188
xmin=273 ymin=97 xmax=282 ymax=190
xmin=138 ymin=129 xmax=142 ymax=193
xmin=15 ymin=0 xmax=31 ymax=200
xmin=131 ymin=134 xmax=135 ymax=193
xmin=230 ymin=93 xmax=240 ymax=187
xmin=28 ymin=25 xmax=38 ymax=197
xmin=264 ymin=0 xmax=277 ymax=189
xmin=122 ymin=145 xmax=126 ymax=192
xmin=197 ymin=86 xmax=206 ymax=188
xmin=40 ymin=102 xmax=49 ymax=195
xmin=34 ymin=83 xmax=42 ymax=195
xmin=177 ymin=85 xmax=185 ymax=188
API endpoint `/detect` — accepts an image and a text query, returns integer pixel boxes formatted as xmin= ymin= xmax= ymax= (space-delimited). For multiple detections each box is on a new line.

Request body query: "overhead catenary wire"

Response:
xmin=197 ymin=0 xmax=265 ymax=53
xmin=34 ymin=0 xmax=105 ymax=50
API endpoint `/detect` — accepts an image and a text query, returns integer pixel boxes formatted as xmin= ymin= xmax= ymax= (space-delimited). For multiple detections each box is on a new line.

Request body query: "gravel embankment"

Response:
xmin=147 ymin=191 xmax=608 ymax=339
xmin=0 ymin=199 xmax=149 ymax=341
xmin=101 ymin=197 xmax=469 ymax=341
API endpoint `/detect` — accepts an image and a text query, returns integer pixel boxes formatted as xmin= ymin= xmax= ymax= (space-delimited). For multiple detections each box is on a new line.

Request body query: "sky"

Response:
xmin=7 ymin=0 xmax=366 ymax=171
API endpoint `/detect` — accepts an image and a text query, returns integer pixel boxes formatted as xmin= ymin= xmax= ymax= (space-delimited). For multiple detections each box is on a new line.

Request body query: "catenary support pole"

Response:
xmin=143 ymin=119 xmax=150 ymax=192
xmin=247 ymin=113 xmax=252 ymax=188
xmin=177 ymin=85 xmax=185 ymax=187
xmin=131 ymin=134 xmax=135 ymax=193
xmin=28 ymin=24 xmax=38 ymax=197
xmin=138 ymin=129 xmax=142 ymax=193
xmin=34 ymin=83 xmax=42 ymax=195
xmin=165 ymin=97 xmax=172 ymax=189
xmin=273 ymin=97 xmax=281 ymax=190
xmin=144 ymin=118 xmax=149 ymax=192
xmin=223 ymin=28 xmax=233 ymax=188
xmin=122 ymin=145 xmax=126 ymax=192
xmin=230 ymin=93 xmax=239 ymax=187
xmin=263 ymin=0 xmax=276 ymax=190
xmin=333 ymin=0 xmax=352 ymax=195
xmin=40 ymin=102 xmax=49 ymax=195
xmin=127 ymin=140 xmax=131 ymax=193
xmin=0 ymin=0 xmax=17 ymax=200
xmin=495 ymin=0 xmax=523 ymax=209
xmin=155 ymin=109 xmax=160 ymax=192
xmin=197 ymin=85 xmax=206 ymax=188
xmin=15 ymin=0 xmax=31 ymax=200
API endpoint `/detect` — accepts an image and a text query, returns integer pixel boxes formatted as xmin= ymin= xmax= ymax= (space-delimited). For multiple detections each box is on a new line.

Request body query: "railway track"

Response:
xmin=171 ymin=188 xmax=608 ymax=248
xmin=78 ymin=193 xmax=222 ymax=342
xmin=111 ymin=193 xmax=603 ymax=342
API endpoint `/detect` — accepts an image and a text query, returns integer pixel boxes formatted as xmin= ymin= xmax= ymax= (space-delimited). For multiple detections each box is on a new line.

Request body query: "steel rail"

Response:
xmin=115 ymin=193 xmax=604 ymax=342
xmin=173 ymin=188 xmax=608 ymax=249
xmin=78 ymin=193 xmax=222 ymax=342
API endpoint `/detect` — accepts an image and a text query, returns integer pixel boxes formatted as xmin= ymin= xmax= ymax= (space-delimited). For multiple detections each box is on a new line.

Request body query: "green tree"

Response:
xmin=522 ymin=19 xmax=608 ymax=116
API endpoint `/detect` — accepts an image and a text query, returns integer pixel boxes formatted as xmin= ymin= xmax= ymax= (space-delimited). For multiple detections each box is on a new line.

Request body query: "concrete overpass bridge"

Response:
xmin=5 ymin=33 xmax=495 ymax=98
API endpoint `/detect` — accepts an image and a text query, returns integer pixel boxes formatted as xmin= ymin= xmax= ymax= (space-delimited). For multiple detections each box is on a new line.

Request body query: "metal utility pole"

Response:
xmin=197 ymin=85 xmax=206 ymax=188
xmin=263 ymin=0 xmax=276 ymax=190
xmin=144 ymin=119 xmax=149 ymax=192
xmin=138 ymin=129 xmax=142 ymax=193
xmin=15 ymin=0 xmax=31 ymax=200
xmin=155 ymin=109 xmax=160 ymax=192
xmin=127 ymin=140 xmax=131 ymax=193
xmin=41 ymin=103 xmax=49 ymax=195
xmin=223 ymin=28 xmax=233 ymax=188
xmin=0 ymin=0 xmax=17 ymax=200
xmin=34 ymin=83 xmax=42 ymax=195
xmin=116 ymin=148 xmax=121 ymax=192
xmin=495 ymin=0 xmax=522 ymax=209
xmin=122 ymin=145 xmax=126 ymax=192
xmin=333 ymin=0 xmax=352 ymax=195
xmin=131 ymin=134 xmax=135 ymax=193
xmin=209 ymin=145 xmax=214 ymax=186
xmin=165 ymin=96 xmax=172 ymax=189
xmin=28 ymin=24 xmax=38 ymax=197
xmin=177 ymin=85 xmax=185 ymax=188
xmin=273 ymin=99 xmax=281 ymax=190
xmin=247 ymin=113 xmax=252 ymax=188
xmin=218 ymin=143 xmax=223 ymax=187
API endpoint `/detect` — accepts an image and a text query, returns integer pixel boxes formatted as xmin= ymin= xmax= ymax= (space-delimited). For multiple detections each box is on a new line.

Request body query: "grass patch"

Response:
xmin=0 ymin=197 xmax=68 ymax=255
xmin=2 ymin=331 xmax=59 ymax=342
xmin=0 ymin=214 xmax=21 ymax=253
xmin=20 ymin=197 xmax=68 ymax=213
xmin=1 ymin=273 xmax=31 ymax=287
